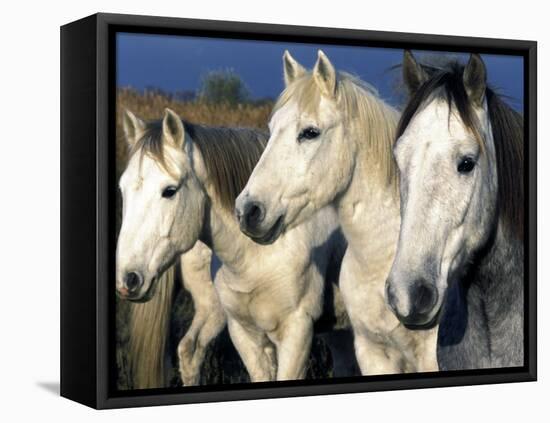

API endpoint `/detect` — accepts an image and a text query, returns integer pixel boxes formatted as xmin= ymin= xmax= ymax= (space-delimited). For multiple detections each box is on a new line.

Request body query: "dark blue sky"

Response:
xmin=117 ymin=33 xmax=524 ymax=110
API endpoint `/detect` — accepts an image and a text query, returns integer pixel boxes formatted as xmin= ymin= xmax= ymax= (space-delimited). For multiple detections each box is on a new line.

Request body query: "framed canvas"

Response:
xmin=60 ymin=12 xmax=537 ymax=409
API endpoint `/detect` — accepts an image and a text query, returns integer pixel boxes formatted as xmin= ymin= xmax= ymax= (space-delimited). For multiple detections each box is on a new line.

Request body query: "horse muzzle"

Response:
xmin=235 ymin=197 xmax=285 ymax=245
xmin=385 ymin=276 xmax=440 ymax=329
xmin=116 ymin=271 xmax=157 ymax=303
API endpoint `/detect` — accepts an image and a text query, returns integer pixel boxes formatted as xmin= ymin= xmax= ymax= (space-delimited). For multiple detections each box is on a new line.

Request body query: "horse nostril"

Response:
xmin=125 ymin=272 xmax=142 ymax=292
xmin=244 ymin=201 xmax=265 ymax=228
xmin=410 ymin=279 xmax=437 ymax=316
xmin=248 ymin=205 xmax=262 ymax=221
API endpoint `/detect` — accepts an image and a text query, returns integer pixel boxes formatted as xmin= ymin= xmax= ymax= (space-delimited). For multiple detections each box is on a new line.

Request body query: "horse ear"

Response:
xmin=403 ymin=50 xmax=428 ymax=95
xmin=313 ymin=50 xmax=337 ymax=97
xmin=122 ymin=109 xmax=146 ymax=147
xmin=283 ymin=50 xmax=306 ymax=86
xmin=463 ymin=54 xmax=487 ymax=106
xmin=162 ymin=108 xmax=185 ymax=149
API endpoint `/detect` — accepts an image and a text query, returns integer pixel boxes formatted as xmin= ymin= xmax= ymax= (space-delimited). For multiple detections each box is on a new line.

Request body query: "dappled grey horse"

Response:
xmin=386 ymin=51 xmax=524 ymax=370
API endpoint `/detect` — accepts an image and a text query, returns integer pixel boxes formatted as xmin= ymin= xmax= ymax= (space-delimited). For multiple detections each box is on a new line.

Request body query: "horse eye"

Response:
xmin=162 ymin=185 xmax=178 ymax=199
xmin=457 ymin=157 xmax=476 ymax=174
xmin=298 ymin=126 xmax=321 ymax=142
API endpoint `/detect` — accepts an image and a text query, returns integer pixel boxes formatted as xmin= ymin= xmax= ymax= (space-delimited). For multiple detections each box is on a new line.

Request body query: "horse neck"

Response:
xmin=444 ymin=218 xmax=525 ymax=367
xmin=335 ymin=116 xmax=401 ymax=272
xmin=191 ymin=152 xmax=261 ymax=275
xmin=200 ymin=197 xmax=255 ymax=269
xmin=469 ymin=219 xmax=524 ymax=321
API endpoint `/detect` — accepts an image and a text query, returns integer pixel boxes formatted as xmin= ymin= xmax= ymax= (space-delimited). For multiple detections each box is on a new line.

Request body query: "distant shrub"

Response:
xmin=198 ymin=69 xmax=250 ymax=105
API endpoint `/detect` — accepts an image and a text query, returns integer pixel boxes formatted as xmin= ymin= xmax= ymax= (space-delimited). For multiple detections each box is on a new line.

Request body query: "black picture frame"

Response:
xmin=60 ymin=12 xmax=537 ymax=409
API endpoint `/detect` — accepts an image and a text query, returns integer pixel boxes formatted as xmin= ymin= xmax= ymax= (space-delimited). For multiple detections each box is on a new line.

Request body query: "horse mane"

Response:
xmin=273 ymin=71 xmax=400 ymax=186
xmin=132 ymin=120 xmax=268 ymax=211
xmin=395 ymin=60 xmax=524 ymax=239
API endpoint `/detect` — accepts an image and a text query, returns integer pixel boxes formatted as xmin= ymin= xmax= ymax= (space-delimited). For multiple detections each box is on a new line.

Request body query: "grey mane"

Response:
xmin=185 ymin=123 xmax=268 ymax=211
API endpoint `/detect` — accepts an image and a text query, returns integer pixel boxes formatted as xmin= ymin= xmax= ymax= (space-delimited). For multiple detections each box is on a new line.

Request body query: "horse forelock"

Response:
xmin=127 ymin=121 xmax=181 ymax=183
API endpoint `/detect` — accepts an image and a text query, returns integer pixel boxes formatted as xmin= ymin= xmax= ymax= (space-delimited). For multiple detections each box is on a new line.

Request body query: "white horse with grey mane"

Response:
xmin=236 ymin=50 xmax=438 ymax=374
xmin=116 ymin=108 xmax=346 ymax=382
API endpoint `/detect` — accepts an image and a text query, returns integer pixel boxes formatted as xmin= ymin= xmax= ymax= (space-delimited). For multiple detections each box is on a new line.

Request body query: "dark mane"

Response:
xmin=133 ymin=120 xmax=268 ymax=211
xmin=396 ymin=60 xmax=524 ymax=239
